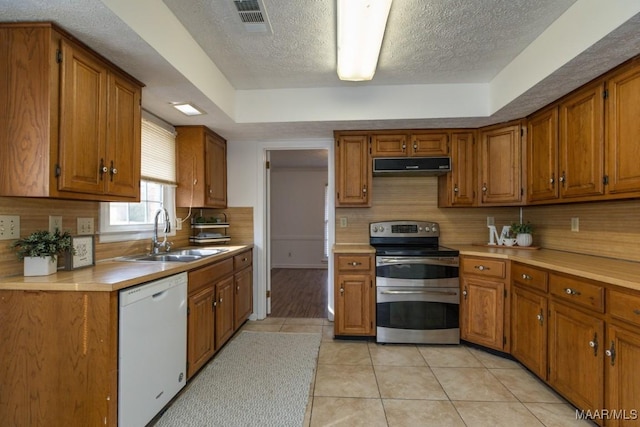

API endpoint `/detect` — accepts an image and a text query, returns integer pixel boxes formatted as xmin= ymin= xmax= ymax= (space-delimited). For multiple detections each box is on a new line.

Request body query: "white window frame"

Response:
xmin=99 ymin=181 xmax=176 ymax=243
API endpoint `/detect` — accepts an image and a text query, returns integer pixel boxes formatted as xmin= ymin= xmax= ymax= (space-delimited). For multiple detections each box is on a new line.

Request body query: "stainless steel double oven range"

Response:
xmin=370 ymin=220 xmax=460 ymax=344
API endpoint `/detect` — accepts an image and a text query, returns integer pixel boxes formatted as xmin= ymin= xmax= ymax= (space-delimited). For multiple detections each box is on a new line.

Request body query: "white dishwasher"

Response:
xmin=118 ymin=272 xmax=187 ymax=427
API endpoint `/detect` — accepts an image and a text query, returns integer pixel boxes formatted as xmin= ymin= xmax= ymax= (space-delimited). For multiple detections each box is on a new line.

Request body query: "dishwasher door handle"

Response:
xmin=152 ymin=290 xmax=168 ymax=300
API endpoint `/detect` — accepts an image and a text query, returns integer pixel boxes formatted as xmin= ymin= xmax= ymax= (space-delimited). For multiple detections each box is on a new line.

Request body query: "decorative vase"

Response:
xmin=516 ymin=233 xmax=533 ymax=247
xmin=24 ymin=255 xmax=57 ymax=276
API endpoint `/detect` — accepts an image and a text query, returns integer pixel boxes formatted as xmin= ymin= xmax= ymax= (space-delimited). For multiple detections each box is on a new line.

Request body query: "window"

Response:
xmin=99 ymin=113 xmax=177 ymax=242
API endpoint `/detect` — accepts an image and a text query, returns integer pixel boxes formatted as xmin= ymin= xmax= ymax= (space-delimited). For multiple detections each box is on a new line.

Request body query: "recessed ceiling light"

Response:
xmin=171 ymin=103 xmax=206 ymax=116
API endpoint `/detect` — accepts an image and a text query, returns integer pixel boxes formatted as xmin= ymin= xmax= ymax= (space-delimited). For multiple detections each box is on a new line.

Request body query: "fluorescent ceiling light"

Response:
xmin=337 ymin=0 xmax=392 ymax=81
xmin=171 ymin=103 xmax=206 ymax=116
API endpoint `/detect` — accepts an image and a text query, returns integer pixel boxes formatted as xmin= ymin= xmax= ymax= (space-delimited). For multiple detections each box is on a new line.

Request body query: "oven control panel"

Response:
xmin=370 ymin=220 xmax=439 ymax=237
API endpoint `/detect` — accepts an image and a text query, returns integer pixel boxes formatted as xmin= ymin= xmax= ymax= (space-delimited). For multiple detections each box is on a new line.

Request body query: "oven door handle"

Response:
xmin=379 ymin=290 xmax=458 ymax=296
xmin=378 ymin=257 xmax=458 ymax=266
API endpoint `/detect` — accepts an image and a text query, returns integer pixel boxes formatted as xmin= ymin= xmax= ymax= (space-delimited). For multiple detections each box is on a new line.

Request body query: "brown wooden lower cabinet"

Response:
xmin=605 ymin=324 xmax=640 ymax=427
xmin=334 ymin=253 xmax=375 ymax=336
xmin=511 ymin=285 xmax=548 ymax=379
xmin=0 ymin=290 xmax=117 ymax=427
xmin=186 ymin=249 xmax=253 ymax=379
xmin=548 ymin=300 xmax=605 ymax=413
xmin=460 ymin=256 xmax=509 ymax=351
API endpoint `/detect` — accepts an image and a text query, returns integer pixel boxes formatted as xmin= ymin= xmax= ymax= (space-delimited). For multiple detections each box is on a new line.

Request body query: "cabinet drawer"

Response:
xmin=549 ymin=273 xmax=604 ymax=313
xmin=462 ymin=257 xmax=506 ymax=279
xmin=234 ymin=250 xmax=252 ymax=271
xmin=337 ymin=255 xmax=371 ymax=272
xmin=188 ymin=258 xmax=233 ymax=293
xmin=512 ymin=263 xmax=548 ymax=293
xmin=608 ymin=288 xmax=640 ymax=327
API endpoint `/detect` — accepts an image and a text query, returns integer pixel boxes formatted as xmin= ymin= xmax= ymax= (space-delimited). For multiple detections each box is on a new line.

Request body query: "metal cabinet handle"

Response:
xmin=462 ymin=289 xmax=468 ymax=299
xmin=605 ymin=341 xmax=616 ymax=366
xmin=453 ymin=185 xmax=459 ymax=193
xmin=413 ymin=144 xmax=417 ymax=150
xmin=99 ymin=158 xmax=108 ymax=180
xmin=536 ymin=310 xmax=544 ymax=325
xmin=589 ymin=333 xmax=598 ymax=356
xmin=402 ymin=144 xmax=406 ymax=150
xmin=550 ymin=174 xmax=555 ymax=186
xmin=522 ymin=274 xmax=532 ymax=280
xmin=243 ymin=257 xmax=248 ymax=262
xmin=109 ymin=160 xmax=117 ymax=181
xmin=350 ymin=261 xmax=362 ymax=266
xmin=219 ymin=297 xmax=223 ymax=303
xmin=339 ymin=287 xmax=344 ymax=294
xmin=362 ymin=186 xmax=367 ymax=194
xmin=482 ymin=183 xmax=488 ymax=193
xmin=559 ymin=171 xmax=566 ymax=186
xmin=564 ymin=288 xmax=581 ymax=296
xmin=474 ymin=265 xmax=489 ymax=271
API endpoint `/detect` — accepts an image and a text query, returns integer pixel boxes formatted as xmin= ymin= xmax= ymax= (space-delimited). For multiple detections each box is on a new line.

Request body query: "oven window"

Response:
xmin=377 ymin=301 xmax=459 ymax=330
xmin=376 ymin=264 xmax=458 ymax=280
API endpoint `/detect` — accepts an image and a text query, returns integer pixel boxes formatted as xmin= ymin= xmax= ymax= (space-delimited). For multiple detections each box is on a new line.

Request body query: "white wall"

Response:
xmin=270 ymin=168 xmax=327 ymax=268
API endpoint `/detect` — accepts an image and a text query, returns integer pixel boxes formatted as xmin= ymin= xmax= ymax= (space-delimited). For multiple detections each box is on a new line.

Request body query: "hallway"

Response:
xmin=270 ymin=268 xmax=328 ymax=318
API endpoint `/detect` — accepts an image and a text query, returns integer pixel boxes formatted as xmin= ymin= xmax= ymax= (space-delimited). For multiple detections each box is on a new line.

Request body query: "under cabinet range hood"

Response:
xmin=373 ymin=157 xmax=451 ymax=176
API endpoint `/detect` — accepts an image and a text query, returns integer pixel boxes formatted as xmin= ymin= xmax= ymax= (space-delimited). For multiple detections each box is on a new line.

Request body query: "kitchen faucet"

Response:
xmin=151 ymin=208 xmax=172 ymax=254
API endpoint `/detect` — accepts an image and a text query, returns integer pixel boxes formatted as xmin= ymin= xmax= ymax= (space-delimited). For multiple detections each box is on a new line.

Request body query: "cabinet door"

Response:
xmin=335 ymin=273 xmax=373 ymax=335
xmin=511 ymin=285 xmax=547 ymax=379
xmin=559 ymin=81 xmax=605 ymax=199
xmin=215 ymin=276 xmax=235 ymax=349
xmin=410 ymin=131 xmax=449 ymax=156
xmin=58 ymin=38 xmax=107 ymax=195
xmin=605 ymin=324 xmax=640 ymax=427
xmin=205 ymin=132 xmax=227 ymax=207
xmin=187 ymin=286 xmax=215 ymax=379
xmin=461 ymin=277 xmax=505 ymax=350
xmin=105 ymin=73 xmax=141 ymax=199
xmin=234 ymin=267 xmax=253 ymax=329
xmin=371 ymin=133 xmax=408 ymax=157
xmin=527 ymin=106 xmax=559 ymax=202
xmin=478 ymin=123 xmax=522 ymax=205
xmin=439 ymin=131 xmax=475 ymax=207
xmin=606 ymin=62 xmax=640 ymax=195
xmin=335 ymin=134 xmax=371 ymax=207
xmin=548 ymin=301 xmax=604 ymax=412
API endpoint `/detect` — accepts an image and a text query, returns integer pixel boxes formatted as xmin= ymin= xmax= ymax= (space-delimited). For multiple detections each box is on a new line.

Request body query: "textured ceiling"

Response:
xmin=163 ymin=0 xmax=580 ymax=89
xmin=2 ymin=0 xmax=640 ymax=142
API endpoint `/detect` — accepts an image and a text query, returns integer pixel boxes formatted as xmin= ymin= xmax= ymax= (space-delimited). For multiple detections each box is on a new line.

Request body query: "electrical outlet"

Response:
xmin=571 ymin=217 xmax=579 ymax=232
xmin=487 ymin=216 xmax=495 ymax=226
xmin=49 ymin=215 xmax=63 ymax=233
xmin=340 ymin=217 xmax=348 ymax=228
xmin=0 ymin=215 xmax=20 ymax=240
xmin=175 ymin=218 xmax=182 ymax=231
xmin=77 ymin=217 xmax=95 ymax=235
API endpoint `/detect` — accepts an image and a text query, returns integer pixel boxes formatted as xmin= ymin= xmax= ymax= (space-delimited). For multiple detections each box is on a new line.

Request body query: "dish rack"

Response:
xmin=189 ymin=212 xmax=230 ymax=245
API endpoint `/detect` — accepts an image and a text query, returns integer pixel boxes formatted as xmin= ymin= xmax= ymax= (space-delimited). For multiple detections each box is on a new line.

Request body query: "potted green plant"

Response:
xmin=10 ymin=230 xmax=74 ymax=276
xmin=510 ymin=222 xmax=534 ymax=247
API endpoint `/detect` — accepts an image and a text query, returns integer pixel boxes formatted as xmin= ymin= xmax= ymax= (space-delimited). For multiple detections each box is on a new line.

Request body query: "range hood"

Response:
xmin=373 ymin=157 xmax=451 ymax=176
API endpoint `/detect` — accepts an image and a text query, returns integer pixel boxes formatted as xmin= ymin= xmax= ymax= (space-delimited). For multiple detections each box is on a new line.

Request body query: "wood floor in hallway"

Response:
xmin=270 ymin=268 xmax=328 ymax=318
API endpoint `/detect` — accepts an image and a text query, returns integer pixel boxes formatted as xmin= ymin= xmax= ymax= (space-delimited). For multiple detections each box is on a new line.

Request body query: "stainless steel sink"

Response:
xmin=119 ymin=247 xmax=228 ymax=262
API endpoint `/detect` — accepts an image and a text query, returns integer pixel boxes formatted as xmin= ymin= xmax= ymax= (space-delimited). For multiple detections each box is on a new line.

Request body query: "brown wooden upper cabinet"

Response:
xmin=559 ymin=79 xmax=606 ymax=200
xmin=605 ymin=59 xmax=640 ymax=196
xmin=334 ymin=132 xmax=371 ymax=207
xmin=438 ymin=131 xmax=476 ymax=207
xmin=176 ymin=126 xmax=228 ymax=208
xmin=477 ymin=121 xmax=524 ymax=206
xmin=371 ymin=131 xmax=449 ymax=157
xmin=527 ymin=106 xmax=559 ymax=203
xmin=0 ymin=23 xmax=143 ymax=202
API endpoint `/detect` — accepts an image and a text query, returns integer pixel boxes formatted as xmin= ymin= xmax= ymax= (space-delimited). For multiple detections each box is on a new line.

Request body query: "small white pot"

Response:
xmin=24 ymin=255 xmax=57 ymax=276
xmin=516 ymin=233 xmax=533 ymax=247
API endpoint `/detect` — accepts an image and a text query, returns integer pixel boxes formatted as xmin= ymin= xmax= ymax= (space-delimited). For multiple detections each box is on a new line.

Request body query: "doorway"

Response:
xmin=267 ymin=149 xmax=329 ymax=319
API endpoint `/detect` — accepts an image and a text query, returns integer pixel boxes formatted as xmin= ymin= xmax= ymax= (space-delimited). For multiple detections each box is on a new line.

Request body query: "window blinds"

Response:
xmin=141 ymin=117 xmax=176 ymax=184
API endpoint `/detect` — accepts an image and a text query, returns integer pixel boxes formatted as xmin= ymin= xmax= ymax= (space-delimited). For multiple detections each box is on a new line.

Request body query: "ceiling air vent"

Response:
xmin=232 ymin=0 xmax=272 ymax=33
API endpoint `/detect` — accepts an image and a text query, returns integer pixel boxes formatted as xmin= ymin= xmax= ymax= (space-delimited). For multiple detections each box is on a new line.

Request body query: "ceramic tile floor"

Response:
xmin=243 ymin=318 xmax=598 ymax=427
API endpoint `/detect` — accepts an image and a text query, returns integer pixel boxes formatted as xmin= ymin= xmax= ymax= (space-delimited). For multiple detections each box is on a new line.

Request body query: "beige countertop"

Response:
xmin=0 ymin=245 xmax=252 ymax=292
xmin=333 ymin=243 xmax=377 ymax=254
xmin=455 ymin=245 xmax=640 ymax=292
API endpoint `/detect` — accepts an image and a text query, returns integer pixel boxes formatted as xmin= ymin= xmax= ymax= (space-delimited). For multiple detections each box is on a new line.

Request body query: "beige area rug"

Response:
xmin=155 ymin=331 xmax=321 ymax=427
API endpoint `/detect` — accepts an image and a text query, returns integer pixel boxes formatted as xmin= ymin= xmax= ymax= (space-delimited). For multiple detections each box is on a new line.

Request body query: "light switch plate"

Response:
xmin=0 ymin=215 xmax=20 ymax=240
xmin=571 ymin=217 xmax=579 ymax=232
xmin=340 ymin=217 xmax=348 ymax=228
xmin=77 ymin=217 xmax=95 ymax=235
